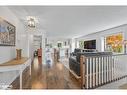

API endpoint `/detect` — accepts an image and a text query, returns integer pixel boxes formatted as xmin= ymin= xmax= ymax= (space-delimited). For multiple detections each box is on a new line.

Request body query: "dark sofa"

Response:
xmin=69 ymin=49 xmax=112 ymax=76
xmin=69 ymin=56 xmax=80 ymax=76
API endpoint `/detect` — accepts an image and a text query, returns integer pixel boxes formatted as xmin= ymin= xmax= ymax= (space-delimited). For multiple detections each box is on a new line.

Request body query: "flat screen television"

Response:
xmin=84 ymin=40 xmax=96 ymax=49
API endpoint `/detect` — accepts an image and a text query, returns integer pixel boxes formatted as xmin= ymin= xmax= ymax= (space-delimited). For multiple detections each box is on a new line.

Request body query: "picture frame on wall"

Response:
xmin=57 ymin=43 xmax=62 ymax=48
xmin=79 ymin=40 xmax=84 ymax=49
xmin=105 ymin=33 xmax=123 ymax=53
xmin=0 ymin=17 xmax=16 ymax=46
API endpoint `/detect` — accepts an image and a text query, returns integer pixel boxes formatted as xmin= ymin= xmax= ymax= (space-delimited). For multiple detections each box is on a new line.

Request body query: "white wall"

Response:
xmin=28 ymin=35 xmax=34 ymax=59
xmin=0 ymin=7 xmax=30 ymax=87
xmin=77 ymin=24 xmax=127 ymax=52
xmin=71 ymin=38 xmax=76 ymax=52
xmin=0 ymin=7 xmax=28 ymax=64
xmin=0 ymin=7 xmax=47 ymax=87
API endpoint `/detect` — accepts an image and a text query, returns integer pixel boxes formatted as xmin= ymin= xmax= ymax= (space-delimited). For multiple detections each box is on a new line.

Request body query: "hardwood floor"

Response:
xmin=11 ymin=56 xmax=80 ymax=89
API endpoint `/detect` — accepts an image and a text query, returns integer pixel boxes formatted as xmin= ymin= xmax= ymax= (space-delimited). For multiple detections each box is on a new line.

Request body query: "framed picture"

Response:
xmin=57 ymin=43 xmax=62 ymax=48
xmin=0 ymin=17 xmax=16 ymax=46
xmin=79 ymin=40 xmax=84 ymax=49
xmin=105 ymin=33 xmax=123 ymax=53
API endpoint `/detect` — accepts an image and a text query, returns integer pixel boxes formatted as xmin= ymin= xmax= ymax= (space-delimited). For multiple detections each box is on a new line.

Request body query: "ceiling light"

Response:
xmin=26 ymin=16 xmax=38 ymax=28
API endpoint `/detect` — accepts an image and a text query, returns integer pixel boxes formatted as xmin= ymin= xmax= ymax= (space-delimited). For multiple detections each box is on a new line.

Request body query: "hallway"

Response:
xmin=1 ymin=6 xmax=127 ymax=90
xmin=11 ymin=56 xmax=80 ymax=89
xmin=9 ymin=54 xmax=127 ymax=89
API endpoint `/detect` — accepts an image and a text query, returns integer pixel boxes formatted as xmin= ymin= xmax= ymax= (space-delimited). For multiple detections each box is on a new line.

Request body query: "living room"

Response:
xmin=68 ymin=24 xmax=127 ymax=89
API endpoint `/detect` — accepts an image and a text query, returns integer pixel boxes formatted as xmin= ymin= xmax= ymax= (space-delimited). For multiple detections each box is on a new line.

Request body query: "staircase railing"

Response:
xmin=80 ymin=54 xmax=127 ymax=89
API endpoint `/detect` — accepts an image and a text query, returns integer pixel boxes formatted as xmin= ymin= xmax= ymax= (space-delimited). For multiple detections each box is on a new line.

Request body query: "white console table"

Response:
xmin=0 ymin=57 xmax=31 ymax=89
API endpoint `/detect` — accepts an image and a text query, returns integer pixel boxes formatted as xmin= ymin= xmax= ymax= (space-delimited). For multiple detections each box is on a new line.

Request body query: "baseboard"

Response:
xmin=69 ymin=69 xmax=81 ymax=80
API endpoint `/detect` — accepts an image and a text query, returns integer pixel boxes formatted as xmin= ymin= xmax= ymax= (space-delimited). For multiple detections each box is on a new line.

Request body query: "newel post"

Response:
xmin=80 ymin=55 xmax=86 ymax=89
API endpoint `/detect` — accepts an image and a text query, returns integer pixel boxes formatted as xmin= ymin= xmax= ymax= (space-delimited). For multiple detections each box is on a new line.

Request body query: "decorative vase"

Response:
xmin=16 ymin=49 xmax=22 ymax=60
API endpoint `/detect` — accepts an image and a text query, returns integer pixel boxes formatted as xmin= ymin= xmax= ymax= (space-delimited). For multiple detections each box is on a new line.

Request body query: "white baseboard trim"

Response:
xmin=69 ymin=69 xmax=81 ymax=80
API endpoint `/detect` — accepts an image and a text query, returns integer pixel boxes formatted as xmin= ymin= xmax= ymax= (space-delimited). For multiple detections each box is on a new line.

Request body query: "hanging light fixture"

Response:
xmin=26 ymin=16 xmax=38 ymax=28
xmin=28 ymin=18 xmax=35 ymax=28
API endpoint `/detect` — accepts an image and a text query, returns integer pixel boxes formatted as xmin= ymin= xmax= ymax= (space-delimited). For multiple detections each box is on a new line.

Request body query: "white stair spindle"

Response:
xmin=93 ymin=57 xmax=95 ymax=87
xmin=99 ymin=57 xmax=101 ymax=85
xmin=90 ymin=57 xmax=92 ymax=88
xmin=86 ymin=58 xmax=89 ymax=89
xmin=101 ymin=57 xmax=103 ymax=84
xmin=96 ymin=57 xmax=98 ymax=86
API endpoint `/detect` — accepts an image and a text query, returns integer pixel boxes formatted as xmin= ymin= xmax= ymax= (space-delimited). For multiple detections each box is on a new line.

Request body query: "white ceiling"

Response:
xmin=7 ymin=6 xmax=127 ymax=39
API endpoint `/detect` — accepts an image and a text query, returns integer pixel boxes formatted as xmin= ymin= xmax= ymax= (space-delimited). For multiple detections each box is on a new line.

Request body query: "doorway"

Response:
xmin=33 ymin=35 xmax=42 ymax=64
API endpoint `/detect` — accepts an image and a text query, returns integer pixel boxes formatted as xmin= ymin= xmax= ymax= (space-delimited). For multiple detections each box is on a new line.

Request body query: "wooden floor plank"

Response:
xmin=11 ymin=56 xmax=80 ymax=89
